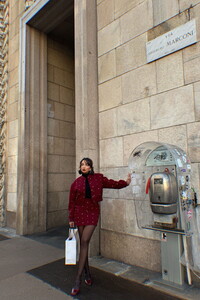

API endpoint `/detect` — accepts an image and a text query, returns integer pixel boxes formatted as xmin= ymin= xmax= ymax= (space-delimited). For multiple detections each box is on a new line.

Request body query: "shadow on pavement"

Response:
xmin=27 ymin=258 xmax=182 ymax=300
xmin=25 ymin=226 xmax=67 ymax=250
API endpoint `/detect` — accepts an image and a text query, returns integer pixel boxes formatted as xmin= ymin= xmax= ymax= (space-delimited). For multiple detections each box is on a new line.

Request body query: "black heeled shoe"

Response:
xmin=71 ymin=279 xmax=81 ymax=296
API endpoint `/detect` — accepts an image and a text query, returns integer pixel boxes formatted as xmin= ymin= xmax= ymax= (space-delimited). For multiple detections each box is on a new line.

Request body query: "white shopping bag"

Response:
xmin=65 ymin=228 xmax=78 ymax=265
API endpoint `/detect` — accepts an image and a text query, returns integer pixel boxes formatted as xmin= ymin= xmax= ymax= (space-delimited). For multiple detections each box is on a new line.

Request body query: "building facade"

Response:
xmin=0 ymin=0 xmax=200 ymax=281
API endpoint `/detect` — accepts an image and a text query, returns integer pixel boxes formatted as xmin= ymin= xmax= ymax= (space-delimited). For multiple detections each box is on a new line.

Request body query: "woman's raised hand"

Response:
xmin=126 ymin=173 xmax=131 ymax=185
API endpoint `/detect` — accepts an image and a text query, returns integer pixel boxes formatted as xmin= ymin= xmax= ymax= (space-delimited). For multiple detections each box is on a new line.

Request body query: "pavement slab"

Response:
xmin=0 ymin=273 xmax=71 ymax=300
xmin=0 ymin=236 xmax=64 ymax=280
xmin=0 ymin=234 xmax=9 ymax=241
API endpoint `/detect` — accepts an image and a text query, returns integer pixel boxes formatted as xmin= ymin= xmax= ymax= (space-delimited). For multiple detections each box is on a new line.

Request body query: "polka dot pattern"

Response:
xmin=68 ymin=173 xmax=128 ymax=226
xmin=74 ymin=200 xmax=100 ymax=226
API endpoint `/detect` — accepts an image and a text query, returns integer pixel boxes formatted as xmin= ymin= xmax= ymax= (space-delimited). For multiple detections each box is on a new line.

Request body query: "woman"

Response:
xmin=68 ymin=157 xmax=131 ymax=296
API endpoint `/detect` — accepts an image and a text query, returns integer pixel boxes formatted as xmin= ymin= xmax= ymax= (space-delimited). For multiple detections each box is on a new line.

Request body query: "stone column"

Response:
xmin=74 ymin=0 xmax=99 ymax=255
xmin=17 ymin=23 xmax=47 ymax=235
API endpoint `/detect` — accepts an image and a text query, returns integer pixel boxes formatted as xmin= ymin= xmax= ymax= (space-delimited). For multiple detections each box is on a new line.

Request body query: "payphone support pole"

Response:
xmin=143 ymin=226 xmax=192 ymax=285
xmin=183 ymin=235 xmax=192 ymax=285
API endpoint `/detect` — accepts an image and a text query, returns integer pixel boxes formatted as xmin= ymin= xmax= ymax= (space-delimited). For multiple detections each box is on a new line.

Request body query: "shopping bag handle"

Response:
xmin=68 ymin=227 xmax=78 ymax=240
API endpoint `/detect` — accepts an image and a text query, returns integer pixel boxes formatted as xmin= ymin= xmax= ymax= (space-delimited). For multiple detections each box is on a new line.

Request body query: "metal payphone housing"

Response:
xmin=128 ymin=141 xmax=199 ymax=286
xmin=128 ymin=142 xmax=194 ymax=230
xmin=149 ymin=172 xmax=178 ymax=215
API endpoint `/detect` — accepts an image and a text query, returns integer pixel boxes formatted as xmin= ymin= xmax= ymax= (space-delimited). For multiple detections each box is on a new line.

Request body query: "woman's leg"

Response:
xmin=76 ymin=225 xmax=96 ymax=281
xmin=78 ymin=226 xmax=90 ymax=275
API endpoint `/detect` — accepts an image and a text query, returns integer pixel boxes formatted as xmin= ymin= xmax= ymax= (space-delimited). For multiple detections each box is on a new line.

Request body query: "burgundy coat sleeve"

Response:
xmin=102 ymin=176 xmax=128 ymax=189
xmin=68 ymin=181 xmax=77 ymax=222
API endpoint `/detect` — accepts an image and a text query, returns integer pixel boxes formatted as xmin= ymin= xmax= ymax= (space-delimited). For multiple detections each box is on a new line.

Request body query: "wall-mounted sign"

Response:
xmin=146 ymin=19 xmax=197 ymax=63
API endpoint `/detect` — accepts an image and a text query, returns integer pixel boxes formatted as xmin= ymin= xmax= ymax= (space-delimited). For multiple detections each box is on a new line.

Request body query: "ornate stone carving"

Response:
xmin=0 ymin=0 xmax=8 ymax=226
xmin=25 ymin=0 xmax=37 ymax=10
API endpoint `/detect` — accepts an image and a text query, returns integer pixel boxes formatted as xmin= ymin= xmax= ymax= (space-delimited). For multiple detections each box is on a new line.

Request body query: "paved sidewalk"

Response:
xmin=0 ymin=228 xmax=72 ymax=300
xmin=0 ymin=226 xmax=199 ymax=300
xmin=89 ymin=256 xmax=200 ymax=300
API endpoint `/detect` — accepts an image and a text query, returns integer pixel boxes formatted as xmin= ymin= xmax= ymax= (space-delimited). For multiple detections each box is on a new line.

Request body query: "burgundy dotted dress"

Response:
xmin=68 ymin=173 xmax=128 ymax=226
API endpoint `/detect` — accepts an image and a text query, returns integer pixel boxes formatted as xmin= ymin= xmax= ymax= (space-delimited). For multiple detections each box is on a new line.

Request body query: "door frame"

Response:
xmin=17 ymin=0 xmax=99 ymax=257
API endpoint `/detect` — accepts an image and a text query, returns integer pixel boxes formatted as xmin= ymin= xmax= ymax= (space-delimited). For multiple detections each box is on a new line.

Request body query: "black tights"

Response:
xmin=76 ymin=225 xmax=96 ymax=281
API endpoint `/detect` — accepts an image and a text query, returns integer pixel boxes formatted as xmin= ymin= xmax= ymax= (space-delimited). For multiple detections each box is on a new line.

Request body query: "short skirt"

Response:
xmin=74 ymin=199 xmax=100 ymax=226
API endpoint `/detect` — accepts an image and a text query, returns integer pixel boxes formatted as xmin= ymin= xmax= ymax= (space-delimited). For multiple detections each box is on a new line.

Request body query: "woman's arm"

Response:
xmin=68 ymin=182 xmax=77 ymax=226
xmin=102 ymin=173 xmax=131 ymax=189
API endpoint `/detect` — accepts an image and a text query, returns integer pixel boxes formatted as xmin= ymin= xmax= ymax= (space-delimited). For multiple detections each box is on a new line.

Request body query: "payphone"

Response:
xmin=148 ymin=170 xmax=178 ymax=214
xmin=128 ymin=141 xmax=200 ymax=286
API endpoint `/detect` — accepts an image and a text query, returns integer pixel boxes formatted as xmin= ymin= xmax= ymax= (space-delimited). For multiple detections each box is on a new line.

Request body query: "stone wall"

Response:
xmin=47 ymin=38 xmax=75 ymax=228
xmin=97 ymin=0 xmax=200 ymax=271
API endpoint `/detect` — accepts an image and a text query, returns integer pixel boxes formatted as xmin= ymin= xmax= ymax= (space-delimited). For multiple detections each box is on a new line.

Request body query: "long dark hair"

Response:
xmin=78 ymin=157 xmax=94 ymax=174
